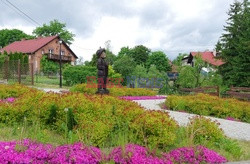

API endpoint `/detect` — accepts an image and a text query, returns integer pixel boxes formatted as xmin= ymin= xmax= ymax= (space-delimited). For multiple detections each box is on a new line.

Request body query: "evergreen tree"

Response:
xmin=218 ymin=0 xmax=250 ymax=87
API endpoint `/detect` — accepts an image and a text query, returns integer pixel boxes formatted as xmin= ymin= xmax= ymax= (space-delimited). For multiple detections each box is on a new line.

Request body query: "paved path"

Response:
xmin=133 ymin=99 xmax=250 ymax=141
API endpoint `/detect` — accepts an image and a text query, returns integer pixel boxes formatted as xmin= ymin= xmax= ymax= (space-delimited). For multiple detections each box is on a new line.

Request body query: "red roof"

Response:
xmin=1 ymin=36 xmax=57 ymax=54
xmin=190 ymin=51 xmax=224 ymax=66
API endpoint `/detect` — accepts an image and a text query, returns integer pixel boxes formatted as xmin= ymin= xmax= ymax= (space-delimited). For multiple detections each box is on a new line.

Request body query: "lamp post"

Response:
xmin=59 ymin=40 xmax=62 ymax=88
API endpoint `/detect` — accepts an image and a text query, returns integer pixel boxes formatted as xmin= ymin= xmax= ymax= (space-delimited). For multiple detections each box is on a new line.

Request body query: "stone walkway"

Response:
xmin=133 ymin=99 xmax=250 ymax=141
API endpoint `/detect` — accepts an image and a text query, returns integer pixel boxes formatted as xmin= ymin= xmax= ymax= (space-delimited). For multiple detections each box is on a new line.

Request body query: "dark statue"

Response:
xmin=96 ymin=48 xmax=109 ymax=94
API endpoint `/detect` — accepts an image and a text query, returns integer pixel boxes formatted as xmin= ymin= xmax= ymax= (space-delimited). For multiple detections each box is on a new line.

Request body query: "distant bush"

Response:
xmin=63 ymin=65 xmax=96 ymax=86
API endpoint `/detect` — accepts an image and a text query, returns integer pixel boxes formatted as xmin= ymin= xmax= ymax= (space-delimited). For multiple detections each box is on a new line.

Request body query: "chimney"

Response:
xmin=21 ymin=38 xmax=26 ymax=41
xmin=212 ymin=49 xmax=216 ymax=56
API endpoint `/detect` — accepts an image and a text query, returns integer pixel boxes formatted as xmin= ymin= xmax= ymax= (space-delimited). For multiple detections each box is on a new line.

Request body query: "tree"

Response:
xmin=33 ymin=19 xmax=75 ymax=45
xmin=176 ymin=54 xmax=207 ymax=88
xmin=172 ymin=53 xmax=188 ymax=67
xmin=218 ymin=0 xmax=250 ymax=87
xmin=40 ymin=56 xmax=59 ymax=75
xmin=117 ymin=46 xmax=132 ymax=59
xmin=130 ymin=45 xmax=151 ymax=65
xmin=146 ymin=51 xmax=171 ymax=72
xmin=113 ymin=55 xmax=136 ymax=85
xmin=0 ymin=29 xmax=34 ymax=48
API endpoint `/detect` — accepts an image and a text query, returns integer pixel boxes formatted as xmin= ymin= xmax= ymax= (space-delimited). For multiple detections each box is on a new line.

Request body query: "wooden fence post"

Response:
xmin=217 ymin=86 xmax=220 ymax=97
xmin=18 ymin=59 xmax=21 ymax=84
xmin=4 ymin=59 xmax=9 ymax=81
xmin=31 ymin=63 xmax=34 ymax=85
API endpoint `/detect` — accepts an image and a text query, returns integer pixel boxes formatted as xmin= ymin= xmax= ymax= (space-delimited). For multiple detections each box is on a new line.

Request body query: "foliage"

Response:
xmin=217 ymin=0 xmax=250 ymax=87
xmin=0 ymin=29 xmax=34 ymax=48
xmin=176 ymin=54 xmax=208 ymax=88
xmin=166 ymin=93 xmax=250 ymax=123
xmin=113 ymin=55 xmax=137 ymax=85
xmin=70 ymin=83 xmax=157 ymax=96
xmin=63 ymin=65 xmax=96 ymax=86
xmin=131 ymin=111 xmax=178 ymax=149
xmin=40 ymin=56 xmax=59 ymax=74
xmin=130 ymin=45 xmax=151 ymax=65
xmin=88 ymin=49 xmax=116 ymax=67
xmin=0 ymin=84 xmax=246 ymax=162
xmin=32 ymin=19 xmax=75 ymax=45
xmin=146 ymin=51 xmax=171 ymax=72
xmin=172 ymin=53 xmax=188 ymax=67
xmin=176 ymin=66 xmax=196 ymax=88
xmin=0 ymin=84 xmax=39 ymax=99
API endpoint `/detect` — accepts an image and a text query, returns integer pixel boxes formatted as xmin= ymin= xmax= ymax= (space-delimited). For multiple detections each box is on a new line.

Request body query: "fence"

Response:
xmin=179 ymin=86 xmax=220 ymax=97
xmin=226 ymin=86 xmax=250 ymax=101
xmin=0 ymin=59 xmax=34 ymax=85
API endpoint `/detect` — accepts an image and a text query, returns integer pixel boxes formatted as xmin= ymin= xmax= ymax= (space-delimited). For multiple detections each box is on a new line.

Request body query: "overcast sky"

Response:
xmin=0 ymin=0 xmax=235 ymax=61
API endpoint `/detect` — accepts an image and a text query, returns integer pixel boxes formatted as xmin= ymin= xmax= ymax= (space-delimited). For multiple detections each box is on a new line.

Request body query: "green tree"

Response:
xmin=146 ymin=51 xmax=171 ymax=72
xmin=130 ymin=45 xmax=151 ymax=65
xmin=172 ymin=53 xmax=188 ymax=67
xmin=218 ymin=0 xmax=250 ymax=87
xmin=117 ymin=46 xmax=132 ymax=59
xmin=33 ymin=19 xmax=75 ymax=45
xmin=40 ymin=56 xmax=59 ymax=75
xmin=176 ymin=54 xmax=207 ymax=88
xmin=113 ymin=55 xmax=136 ymax=85
xmin=0 ymin=29 xmax=34 ymax=48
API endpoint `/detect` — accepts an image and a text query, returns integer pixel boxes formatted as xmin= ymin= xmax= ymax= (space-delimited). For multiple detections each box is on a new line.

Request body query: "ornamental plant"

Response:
xmin=166 ymin=93 xmax=250 ymax=123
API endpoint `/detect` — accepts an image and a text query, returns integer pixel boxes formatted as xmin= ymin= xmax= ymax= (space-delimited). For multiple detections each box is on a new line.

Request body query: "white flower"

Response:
xmin=64 ymin=108 xmax=69 ymax=112
xmin=4 ymin=146 xmax=9 ymax=150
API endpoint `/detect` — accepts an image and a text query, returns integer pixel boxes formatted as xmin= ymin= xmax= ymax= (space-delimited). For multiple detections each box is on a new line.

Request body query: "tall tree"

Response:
xmin=218 ymin=0 xmax=250 ymax=87
xmin=146 ymin=51 xmax=171 ymax=72
xmin=0 ymin=29 xmax=34 ymax=47
xmin=130 ymin=45 xmax=151 ymax=65
xmin=33 ymin=19 xmax=75 ymax=45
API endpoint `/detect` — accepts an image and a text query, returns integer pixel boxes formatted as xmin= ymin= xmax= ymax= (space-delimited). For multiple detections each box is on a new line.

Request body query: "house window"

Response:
xmin=41 ymin=50 xmax=44 ymax=54
xmin=48 ymin=49 xmax=53 ymax=54
xmin=61 ymin=51 xmax=65 ymax=56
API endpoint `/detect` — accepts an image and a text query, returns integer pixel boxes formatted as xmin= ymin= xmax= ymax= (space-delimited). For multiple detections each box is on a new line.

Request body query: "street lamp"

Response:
xmin=59 ymin=40 xmax=62 ymax=88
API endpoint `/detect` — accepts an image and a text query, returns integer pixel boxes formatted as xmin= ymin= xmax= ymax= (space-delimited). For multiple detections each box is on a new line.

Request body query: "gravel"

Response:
xmin=133 ymin=99 xmax=250 ymax=141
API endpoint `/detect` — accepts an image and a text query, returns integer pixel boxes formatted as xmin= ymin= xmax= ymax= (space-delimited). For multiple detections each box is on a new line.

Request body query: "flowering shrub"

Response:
xmin=0 ymin=139 xmax=103 ymax=163
xmin=166 ymin=93 xmax=250 ymax=123
xmin=108 ymin=144 xmax=227 ymax=164
xmin=0 ymin=84 xmax=39 ymax=99
xmin=186 ymin=116 xmax=225 ymax=144
xmin=0 ymin=140 xmax=227 ymax=163
xmin=166 ymin=145 xmax=227 ymax=163
xmin=70 ymin=83 xmax=157 ymax=96
xmin=131 ymin=111 xmax=178 ymax=148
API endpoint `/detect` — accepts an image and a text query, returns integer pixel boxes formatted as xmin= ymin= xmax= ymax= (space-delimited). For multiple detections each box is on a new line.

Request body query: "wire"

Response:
xmin=2 ymin=0 xmax=41 ymax=26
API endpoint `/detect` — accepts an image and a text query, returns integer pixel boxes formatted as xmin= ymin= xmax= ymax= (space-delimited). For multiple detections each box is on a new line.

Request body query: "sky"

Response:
xmin=0 ymin=0 xmax=235 ymax=62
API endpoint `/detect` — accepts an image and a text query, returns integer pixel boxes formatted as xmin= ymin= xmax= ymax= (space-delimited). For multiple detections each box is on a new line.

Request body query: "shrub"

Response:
xmin=186 ymin=116 xmax=225 ymax=144
xmin=70 ymin=83 xmax=157 ymax=96
xmin=131 ymin=111 xmax=178 ymax=149
xmin=166 ymin=93 xmax=250 ymax=123
xmin=63 ymin=65 xmax=96 ymax=86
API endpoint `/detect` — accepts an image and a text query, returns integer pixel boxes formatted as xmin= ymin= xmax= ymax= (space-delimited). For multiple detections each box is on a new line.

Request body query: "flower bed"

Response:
xmin=119 ymin=96 xmax=166 ymax=100
xmin=166 ymin=93 xmax=250 ymax=123
xmin=0 ymin=140 xmax=227 ymax=164
xmin=70 ymin=83 xmax=157 ymax=96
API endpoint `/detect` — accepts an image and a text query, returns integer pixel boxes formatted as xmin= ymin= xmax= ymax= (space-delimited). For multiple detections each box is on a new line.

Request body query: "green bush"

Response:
xmin=131 ymin=111 xmax=178 ymax=149
xmin=63 ymin=65 xmax=96 ymax=86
